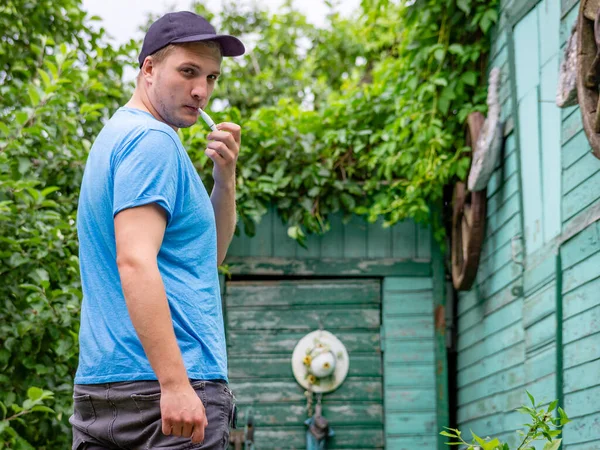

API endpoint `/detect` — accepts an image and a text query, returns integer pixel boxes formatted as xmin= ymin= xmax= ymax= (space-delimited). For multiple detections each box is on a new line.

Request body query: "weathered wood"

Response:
xmin=225 ymin=256 xmax=432 ymax=276
xmin=382 ymin=291 xmax=434 ymax=315
xmin=226 ymin=307 xmax=381 ymax=331
xmin=228 ymin=355 xmax=383 ymax=379
xmin=563 ymin=275 xmax=600 ymax=319
xmin=247 ymin=427 xmax=385 ymax=449
xmin=564 ymin=332 xmax=600 ymax=369
xmin=458 ymin=365 xmax=525 ymax=406
xmin=384 ymin=364 xmax=436 ymax=388
xmin=227 ymin=330 xmax=380 ymax=354
xmin=457 ymin=322 xmax=524 ymax=371
xmin=562 ymin=410 xmax=600 ymax=444
xmin=383 ymin=277 xmax=433 ymax=291
xmin=564 ymin=304 xmax=600 ymax=344
xmin=458 ymin=343 xmax=525 ymax=388
xmin=386 ymin=436 xmax=437 ymax=450
xmin=562 ymin=130 xmax=590 ymax=170
xmin=386 ymin=412 xmax=436 ymax=434
xmin=233 ymin=402 xmax=383 ymax=427
xmin=229 ymin=378 xmax=383 ymax=403
xmin=384 ymin=340 xmax=435 ymax=363
xmin=225 ymin=279 xmax=380 ymax=307
xmin=565 ymin=383 xmax=600 ymax=417
xmin=561 ymin=216 xmax=600 ymax=270
xmin=383 ymin=316 xmax=434 ymax=340
xmin=562 ymin=245 xmax=600 ymax=293
xmin=563 ymin=150 xmax=600 ymax=194
xmin=385 ymin=387 xmax=436 ymax=411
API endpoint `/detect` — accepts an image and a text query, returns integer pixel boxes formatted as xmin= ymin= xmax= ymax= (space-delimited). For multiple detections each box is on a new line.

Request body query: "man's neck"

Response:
xmin=125 ymin=88 xmax=178 ymax=132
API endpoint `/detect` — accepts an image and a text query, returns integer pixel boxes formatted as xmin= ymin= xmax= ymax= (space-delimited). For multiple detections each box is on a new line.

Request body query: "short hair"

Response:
xmin=137 ymin=41 xmax=222 ymax=82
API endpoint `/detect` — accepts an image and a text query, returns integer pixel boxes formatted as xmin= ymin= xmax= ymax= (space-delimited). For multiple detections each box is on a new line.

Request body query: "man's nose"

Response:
xmin=191 ymin=80 xmax=209 ymax=102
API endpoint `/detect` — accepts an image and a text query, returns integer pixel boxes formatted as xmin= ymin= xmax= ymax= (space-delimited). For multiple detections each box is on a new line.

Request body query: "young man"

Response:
xmin=70 ymin=11 xmax=245 ymax=450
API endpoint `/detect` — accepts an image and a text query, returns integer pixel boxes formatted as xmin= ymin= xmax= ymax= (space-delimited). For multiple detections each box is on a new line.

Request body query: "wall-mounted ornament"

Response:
xmin=577 ymin=0 xmax=600 ymax=159
xmin=557 ymin=24 xmax=578 ymax=108
xmin=452 ymin=112 xmax=488 ymax=291
xmin=467 ymin=67 xmax=503 ymax=192
xmin=292 ymin=330 xmax=349 ymax=394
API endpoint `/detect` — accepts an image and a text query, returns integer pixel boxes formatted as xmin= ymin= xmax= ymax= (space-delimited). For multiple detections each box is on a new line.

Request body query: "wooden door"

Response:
xmin=225 ymin=278 xmax=384 ymax=449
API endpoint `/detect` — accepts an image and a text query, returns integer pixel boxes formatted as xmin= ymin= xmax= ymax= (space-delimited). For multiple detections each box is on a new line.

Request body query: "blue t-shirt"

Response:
xmin=75 ymin=107 xmax=227 ymax=384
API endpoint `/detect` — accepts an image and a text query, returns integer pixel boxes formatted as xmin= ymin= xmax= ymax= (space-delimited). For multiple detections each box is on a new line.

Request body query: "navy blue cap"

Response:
xmin=138 ymin=11 xmax=245 ymax=67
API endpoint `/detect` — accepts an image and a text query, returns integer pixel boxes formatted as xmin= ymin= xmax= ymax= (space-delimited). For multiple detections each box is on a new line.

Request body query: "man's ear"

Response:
xmin=141 ymin=57 xmax=155 ymax=84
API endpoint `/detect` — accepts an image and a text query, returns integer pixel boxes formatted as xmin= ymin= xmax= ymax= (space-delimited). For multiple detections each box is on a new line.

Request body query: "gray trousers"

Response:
xmin=70 ymin=380 xmax=235 ymax=450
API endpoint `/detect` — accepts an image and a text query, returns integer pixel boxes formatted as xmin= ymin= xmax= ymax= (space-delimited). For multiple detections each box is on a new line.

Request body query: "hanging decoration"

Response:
xmin=576 ymin=0 xmax=600 ymax=159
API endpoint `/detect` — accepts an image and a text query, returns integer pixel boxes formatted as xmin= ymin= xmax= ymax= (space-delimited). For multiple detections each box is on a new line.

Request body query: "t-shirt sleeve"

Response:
xmin=112 ymin=129 xmax=180 ymax=222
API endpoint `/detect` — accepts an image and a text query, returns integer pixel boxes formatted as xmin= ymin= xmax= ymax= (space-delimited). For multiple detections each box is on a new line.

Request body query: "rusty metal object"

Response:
xmin=451 ymin=112 xmax=487 ymax=291
xmin=577 ymin=0 xmax=600 ymax=159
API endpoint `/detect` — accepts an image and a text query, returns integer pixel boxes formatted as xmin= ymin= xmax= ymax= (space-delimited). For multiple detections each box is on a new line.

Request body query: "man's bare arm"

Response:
xmin=115 ymin=204 xmax=207 ymax=443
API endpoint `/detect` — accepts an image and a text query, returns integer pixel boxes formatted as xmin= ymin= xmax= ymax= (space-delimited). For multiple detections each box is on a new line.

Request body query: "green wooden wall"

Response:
xmin=456 ymin=0 xmax=600 ymax=448
xmin=225 ymin=212 xmax=448 ymax=449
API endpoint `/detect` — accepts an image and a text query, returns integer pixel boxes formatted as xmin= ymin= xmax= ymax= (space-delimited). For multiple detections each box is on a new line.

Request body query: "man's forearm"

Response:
xmin=210 ymin=180 xmax=236 ymax=265
xmin=118 ymin=261 xmax=189 ymax=388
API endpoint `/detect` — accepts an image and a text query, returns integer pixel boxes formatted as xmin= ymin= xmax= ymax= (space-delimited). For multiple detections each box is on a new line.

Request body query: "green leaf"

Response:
xmin=31 ymin=406 xmax=55 ymax=414
xmin=27 ymin=387 xmax=44 ymax=402
xmin=547 ymin=400 xmax=558 ymax=413
xmin=542 ymin=439 xmax=561 ymax=450
xmin=527 ymin=391 xmax=536 ymax=406
xmin=28 ymin=85 xmax=40 ymax=106
xmin=457 ymin=0 xmax=471 ymax=14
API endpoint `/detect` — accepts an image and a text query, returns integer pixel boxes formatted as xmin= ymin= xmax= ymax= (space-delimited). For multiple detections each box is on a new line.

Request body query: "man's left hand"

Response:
xmin=205 ymin=122 xmax=241 ymax=188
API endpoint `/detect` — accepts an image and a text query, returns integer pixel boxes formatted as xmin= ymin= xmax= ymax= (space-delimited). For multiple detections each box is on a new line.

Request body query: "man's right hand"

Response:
xmin=160 ymin=384 xmax=208 ymax=444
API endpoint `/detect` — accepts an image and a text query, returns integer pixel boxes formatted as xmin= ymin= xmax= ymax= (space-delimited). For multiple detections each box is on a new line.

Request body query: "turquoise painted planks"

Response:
xmin=524 ymin=314 xmax=556 ymax=352
xmin=562 ymin=107 xmax=583 ymax=146
xmin=343 ymin=214 xmax=368 ymax=258
xmin=385 ymin=387 xmax=436 ymax=411
xmin=366 ymin=218 xmax=392 ymax=258
xmin=523 ymin=254 xmax=556 ymax=294
xmin=565 ymin=384 xmax=600 ymax=418
xmin=524 ymin=346 xmax=556 ymax=383
xmin=386 ymin=412 xmax=436 ymax=434
xmin=562 ymin=129 xmax=591 ymax=170
xmin=385 ymin=436 xmax=437 ymax=450
xmin=563 ymin=411 xmax=600 ymax=445
xmin=384 ymin=364 xmax=435 ymax=388
xmin=457 ymin=322 xmax=524 ymax=371
xmin=319 ymin=212 xmax=345 ymax=258
xmin=564 ymin=332 xmax=600 ymax=369
xmin=562 ymin=168 xmax=600 ymax=221
xmin=458 ymin=366 xmax=525 ymax=406
xmin=538 ymin=0 xmax=560 ymax=65
xmin=540 ymin=54 xmax=562 ymax=241
xmin=523 ymin=283 xmax=556 ymax=327
xmin=458 ymin=343 xmax=525 ymax=388
xmin=514 ymin=6 xmax=540 ymax=100
xmin=563 ymin=151 xmax=600 ymax=195
xmin=564 ymin=358 xmax=600 ymax=394
xmin=384 ymin=340 xmax=435 ymax=363
xmin=383 ymin=291 xmax=433 ymax=315
xmin=518 ymin=88 xmax=544 ymax=254
xmin=563 ymin=304 xmax=600 ymax=344
xmin=563 ymin=276 xmax=600 ymax=319
xmin=562 ymin=249 xmax=600 ymax=294
xmin=383 ymin=277 xmax=433 ymax=291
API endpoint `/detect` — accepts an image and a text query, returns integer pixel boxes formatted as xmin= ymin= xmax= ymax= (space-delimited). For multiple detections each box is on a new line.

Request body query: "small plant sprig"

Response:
xmin=440 ymin=391 xmax=571 ymax=450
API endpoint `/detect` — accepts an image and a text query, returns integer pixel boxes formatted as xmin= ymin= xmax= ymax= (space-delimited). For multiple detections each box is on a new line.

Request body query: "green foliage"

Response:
xmin=183 ymin=0 xmax=499 ymax=242
xmin=0 ymin=388 xmax=54 ymax=449
xmin=441 ymin=392 xmax=571 ymax=450
xmin=0 ymin=0 xmax=136 ymax=446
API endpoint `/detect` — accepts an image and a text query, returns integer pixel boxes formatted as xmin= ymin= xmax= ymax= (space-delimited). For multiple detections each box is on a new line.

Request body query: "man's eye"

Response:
xmin=208 ymin=75 xmax=218 ymax=81
xmin=182 ymin=68 xmax=194 ymax=75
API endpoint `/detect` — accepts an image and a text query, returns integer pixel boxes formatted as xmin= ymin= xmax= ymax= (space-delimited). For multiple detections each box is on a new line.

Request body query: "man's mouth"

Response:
xmin=184 ymin=105 xmax=199 ymax=113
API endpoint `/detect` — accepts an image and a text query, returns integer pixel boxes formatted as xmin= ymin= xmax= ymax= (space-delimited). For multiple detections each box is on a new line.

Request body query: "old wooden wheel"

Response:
xmin=451 ymin=112 xmax=487 ymax=291
xmin=576 ymin=0 xmax=600 ymax=159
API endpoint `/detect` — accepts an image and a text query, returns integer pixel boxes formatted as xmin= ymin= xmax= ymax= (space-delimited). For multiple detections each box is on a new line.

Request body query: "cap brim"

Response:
xmin=171 ymin=34 xmax=245 ymax=57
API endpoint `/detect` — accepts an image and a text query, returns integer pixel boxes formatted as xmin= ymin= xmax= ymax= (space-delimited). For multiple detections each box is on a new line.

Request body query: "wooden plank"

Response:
xmin=518 ymin=88 xmax=544 ymax=255
xmin=343 ymin=215 xmax=368 ymax=258
xmin=227 ymin=307 xmax=381 ymax=331
xmin=384 ymin=315 xmax=433 ymax=340
xmin=514 ymin=6 xmax=540 ymax=100
xmin=271 ymin=208 xmax=298 ymax=258
xmin=320 ymin=213 xmax=345 ymax=258
xmin=565 ymin=384 xmax=600 ymax=418
xmin=458 ymin=343 xmax=525 ymax=388
xmin=486 ymin=173 xmax=520 ymax=218
xmin=248 ymin=427 xmax=384 ymax=449
xmin=384 ymin=364 xmax=435 ymax=388
xmin=297 ymin=230 xmax=322 ymax=259
xmin=457 ymin=385 xmax=532 ymax=423
xmin=538 ymin=0 xmax=561 ymax=66
xmin=563 ymin=170 xmax=600 ymax=221
xmin=561 ymin=221 xmax=600 ymax=270
xmin=225 ymin=279 xmax=381 ymax=307
xmin=564 ymin=275 xmax=600 ymax=319
xmin=523 ymin=255 xmax=556 ymax=295
xmin=385 ymin=387 xmax=436 ymax=411
xmin=383 ymin=277 xmax=433 ymax=291
xmin=540 ymin=54 xmax=562 ymax=241
xmin=563 ymin=249 xmax=600 ymax=294
xmin=384 ymin=340 xmax=435 ymax=363
xmin=479 ymin=240 xmax=512 ymax=273
xmin=478 ymin=258 xmax=522 ymax=299
xmin=457 ymin=322 xmax=524 ymax=371
xmin=487 ymin=138 xmax=517 ymax=196
xmin=563 ymin=304 xmax=600 ymax=344
xmin=525 ymin=314 xmax=556 ymax=352
xmin=523 ymin=345 xmax=556 ymax=385
xmin=483 ymin=215 xmax=522 ymax=258
xmin=227 ymin=330 xmax=381 ymax=354
xmin=562 ymin=357 xmax=600 ymax=394
xmin=229 ymin=355 xmax=382 ymax=379
xmin=562 ymin=107 xmax=583 ymax=145
xmin=383 ymin=291 xmax=434 ymax=315
xmin=391 ymin=220 xmax=417 ymax=259
xmin=416 ymin=223 xmax=431 ymax=260
xmin=562 ymin=129 xmax=591 ymax=170
xmin=229 ymin=378 xmax=383 ymax=403
xmin=485 ymin=192 xmax=520 ymax=236
xmin=564 ymin=332 xmax=600 ymax=369
xmin=367 ymin=218 xmax=392 ymax=258
xmin=458 ymin=366 xmax=525 ymax=406
xmin=386 ymin=436 xmax=437 ymax=450
xmin=247 ymin=211 xmax=273 ymax=257
xmin=225 ymin=256 xmax=432 ymax=277
xmin=523 ymin=283 xmax=555 ymax=328
xmin=386 ymin=412 xmax=436 ymax=434
xmin=563 ymin=151 xmax=600 ymax=195
xmin=233 ymin=402 xmax=383 ymax=427
xmin=562 ymin=411 xmax=600 ymax=444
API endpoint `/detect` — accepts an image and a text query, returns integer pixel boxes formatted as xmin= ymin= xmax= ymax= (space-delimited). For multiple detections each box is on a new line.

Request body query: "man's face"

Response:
xmin=147 ymin=43 xmax=222 ymax=129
